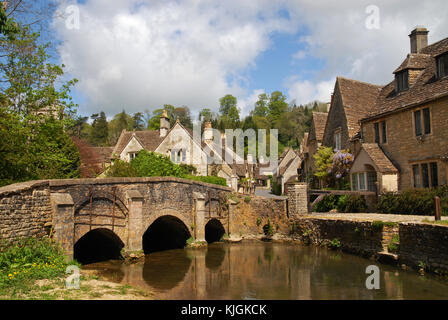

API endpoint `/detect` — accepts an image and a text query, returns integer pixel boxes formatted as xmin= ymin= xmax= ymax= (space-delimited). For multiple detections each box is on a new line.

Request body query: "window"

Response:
xmin=413 ymin=162 xmax=438 ymax=188
xmin=129 ymin=152 xmax=138 ymax=161
xmin=171 ymin=149 xmax=186 ymax=163
xmin=381 ymin=121 xmax=387 ymax=143
xmin=414 ymin=108 xmax=431 ymax=136
xmin=374 ymin=123 xmax=380 ymax=143
xmin=430 ymin=162 xmax=438 ymax=187
xmin=413 ymin=164 xmax=421 ymax=188
xmin=374 ymin=121 xmax=387 ymax=144
xmin=351 ymin=172 xmax=377 ymax=191
xmin=334 ymin=131 xmax=342 ymax=150
xmin=437 ymin=53 xmax=448 ymax=78
xmin=396 ymin=70 xmax=409 ymax=92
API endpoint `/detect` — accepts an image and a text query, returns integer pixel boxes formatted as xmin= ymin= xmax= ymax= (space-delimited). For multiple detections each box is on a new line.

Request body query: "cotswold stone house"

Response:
xmin=322 ymin=77 xmax=382 ymax=153
xmin=301 ymin=112 xmax=328 ymax=186
xmin=273 ymin=148 xmax=302 ymax=194
xmin=350 ymin=27 xmax=448 ymax=192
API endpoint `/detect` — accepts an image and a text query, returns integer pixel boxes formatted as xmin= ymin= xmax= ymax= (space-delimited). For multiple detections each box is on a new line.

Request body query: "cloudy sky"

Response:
xmin=53 ymin=0 xmax=448 ymax=118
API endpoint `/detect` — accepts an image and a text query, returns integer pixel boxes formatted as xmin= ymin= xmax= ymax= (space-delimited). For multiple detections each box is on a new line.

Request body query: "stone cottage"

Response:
xmin=351 ymin=27 xmax=448 ymax=192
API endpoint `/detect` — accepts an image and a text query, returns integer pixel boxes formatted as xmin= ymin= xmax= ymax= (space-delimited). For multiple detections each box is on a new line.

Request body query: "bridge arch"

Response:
xmin=74 ymin=228 xmax=125 ymax=264
xmin=205 ymin=218 xmax=225 ymax=244
xmin=142 ymin=210 xmax=192 ymax=254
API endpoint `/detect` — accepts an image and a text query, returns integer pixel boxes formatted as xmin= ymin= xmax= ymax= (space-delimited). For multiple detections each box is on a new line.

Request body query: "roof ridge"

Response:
xmin=420 ymin=35 xmax=448 ymax=54
xmin=337 ymin=76 xmax=383 ymax=88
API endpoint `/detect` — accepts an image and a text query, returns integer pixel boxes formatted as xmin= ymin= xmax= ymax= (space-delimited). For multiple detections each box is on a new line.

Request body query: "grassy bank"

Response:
xmin=0 ymin=237 xmax=150 ymax=300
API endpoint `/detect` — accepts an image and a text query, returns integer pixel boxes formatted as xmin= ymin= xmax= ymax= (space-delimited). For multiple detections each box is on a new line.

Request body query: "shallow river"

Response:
xmin=83 ymin=242 xmax=448 ymax=299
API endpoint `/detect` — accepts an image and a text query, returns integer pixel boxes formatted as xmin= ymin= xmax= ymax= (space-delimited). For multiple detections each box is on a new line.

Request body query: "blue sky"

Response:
xmin=52 ymin=0 xmax=448 ymax=119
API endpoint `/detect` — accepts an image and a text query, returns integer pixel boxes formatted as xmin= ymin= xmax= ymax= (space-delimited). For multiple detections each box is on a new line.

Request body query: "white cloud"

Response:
xmin=54 ymin=0 xmax=295 ymax=116
xmin=286 ymin=78 xmax=334 ymax=106
xmin=53 ymin=0 xmax=448 ymax=117
xmin=238 ymin=89 xmax=266 ymax=117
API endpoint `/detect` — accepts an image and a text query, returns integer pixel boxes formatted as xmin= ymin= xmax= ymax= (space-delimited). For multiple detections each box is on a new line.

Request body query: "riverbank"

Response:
xmin=291 ymin=213 xmax=448 ymax=277
xmin=0 ymin=270 xmax=151 ymax=300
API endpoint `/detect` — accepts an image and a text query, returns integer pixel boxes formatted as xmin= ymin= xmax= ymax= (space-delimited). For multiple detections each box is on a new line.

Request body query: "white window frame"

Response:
xmin=334 ymin=131 xmax=342 ymax=150
xmin=129 ymin=152 xmax=138 ymax=161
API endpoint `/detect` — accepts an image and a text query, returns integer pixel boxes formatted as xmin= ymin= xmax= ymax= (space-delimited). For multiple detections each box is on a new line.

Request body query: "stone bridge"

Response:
xmin=0 ymin=177 xmax=293 ymax=263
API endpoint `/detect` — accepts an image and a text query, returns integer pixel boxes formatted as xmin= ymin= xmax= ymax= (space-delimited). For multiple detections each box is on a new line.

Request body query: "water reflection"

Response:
xmin=85 ymin=242 xmax=448 ymax=300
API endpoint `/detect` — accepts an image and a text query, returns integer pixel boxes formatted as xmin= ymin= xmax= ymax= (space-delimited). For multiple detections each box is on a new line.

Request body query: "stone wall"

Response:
xmin=291 ymin=217 xmax=448 ymax=274
xmin=228 ymin=194 xmax=289 ymax=239
xmin=399 ymin=223 xmax=448 ymax=272
xmin=0 ymin=181 xmax=53 ymax=242
xmin=291 ymin=218 xmax=384 ymax=257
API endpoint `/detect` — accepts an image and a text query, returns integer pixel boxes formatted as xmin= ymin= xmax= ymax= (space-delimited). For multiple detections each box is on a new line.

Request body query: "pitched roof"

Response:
xmin=393 ymin=53 xmax=431 ymax=73
xmin=336 ymin=77 xmax=383 ymax=138
xmin=311 ymin=112 xmax=328 ymax=142
xmin=112 ymin=130 xmax=165 ymax=157
xmin=361 ymin=143 xmax=398 ymax=174
xmin=71 ymin=137 xmax=113 ymax=178
xmin=364 ymin=37 xmax=448 ymax=120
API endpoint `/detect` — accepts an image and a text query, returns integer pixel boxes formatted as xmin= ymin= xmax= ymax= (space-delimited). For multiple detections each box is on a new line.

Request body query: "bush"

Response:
xmin=313 ymin=195 xmax=339 ymax=212
xmin=338 ymin=195 xmax=368 ymax=213
xmin=182 ymin=175 xmax=227 ymax=186
xmin=271 ymin=179 xmax=282 ymax=196
xmin=378 ymin=186 xmax=448 ymax=215
xmin=106 ymin=159 xmax=139 ymax=177
xmin=0 ymin=238 xmax=76 ymax=289
xmin=131 ymin=150 xmax=183 ymax=177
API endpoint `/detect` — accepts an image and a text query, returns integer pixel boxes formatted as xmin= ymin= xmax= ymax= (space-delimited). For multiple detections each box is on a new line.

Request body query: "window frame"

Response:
xmin=128 ymin=152 xmax=138 ymax=161
xmin=412 ymin=162 xmax=439 ymax=189
xmin=413 ymin=107 xmax=431 ymax=137
xmin=351 ymin=172 xmax=376 ymax=192
xmin=396 ymin=70 xmax=409 ymax=92
xmin=334 ymin=130 xmax=342 ymax=150
xmin=437 ymin=53 xmax=448 ymax=79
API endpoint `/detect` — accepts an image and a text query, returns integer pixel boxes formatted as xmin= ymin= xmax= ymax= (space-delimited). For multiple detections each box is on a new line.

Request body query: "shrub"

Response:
xmin=338 ymin=195 xmax=368 ymax=213
xmin=378 ymin=186 xmax=448 ymax=216
xmin=263 ymin=220 xmax=274 ymax=236
xmin=244 ymin=196 xmax=251 ymax=203
xmin=183 ymin=175 xmax=227 ymax=186
xmin=0 ymin=238 xmax=75 ymax=289
xmin=313 ymin=195 xmax=340 ymax=212
xmin=131 ymin=150 xmax=183 ymax=177
xmin=106 ymin=159 xmax=139 ymax=177
xmin=328 ymin=238 xmax=341 ymax=250
xmin=271 ymin=179 xmax=282 ymax=196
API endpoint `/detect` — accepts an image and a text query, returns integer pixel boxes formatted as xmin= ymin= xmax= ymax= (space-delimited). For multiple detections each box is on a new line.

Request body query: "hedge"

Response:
xmin=313 ymin=194 xmax=367 ymax=213
xmin=377 ymin=186 xmax=448 ymax=216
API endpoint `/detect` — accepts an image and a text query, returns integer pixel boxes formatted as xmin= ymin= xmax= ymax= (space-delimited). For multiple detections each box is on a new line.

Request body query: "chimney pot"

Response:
xmin=160 ymin=109 xmax=170 ymax=137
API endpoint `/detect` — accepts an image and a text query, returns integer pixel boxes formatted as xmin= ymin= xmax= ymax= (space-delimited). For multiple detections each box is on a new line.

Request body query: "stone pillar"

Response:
xmin=227 ymin=199 xmax=237 ymax=237
xmin=126 ymin=190 xmax=144 ymax=252
xmin=287 ymin=183 xmax=309 ymax=217
xmin=231 ymin=174 xmax=239 ymax=193
xmin=193 ymin=192 xmax=206 ymax=242
xmin=51 ymin=193 xmax=75 ymax=258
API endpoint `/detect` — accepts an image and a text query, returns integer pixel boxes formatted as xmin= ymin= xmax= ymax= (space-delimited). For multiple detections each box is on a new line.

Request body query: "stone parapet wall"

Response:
xmin=0 ymin=183 xmax=53 ymax=242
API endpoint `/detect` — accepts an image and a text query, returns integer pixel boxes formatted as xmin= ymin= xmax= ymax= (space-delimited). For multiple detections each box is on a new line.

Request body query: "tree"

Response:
xmin=268 ymin=91 xmax=288 ymax=124
xmin=253 ymin=93 xmax=269 ymax=117
xmin=132 ymin=112 xmax=145 ymax=131
xmin=218 ymin=94 xmax=240 ymax=129
xmin=314 ymin=146 xmax=334 ymax=184
xmin=89 ymin=111 xmax=108 ymax=146
xmin=199 ymin=108 xmax=214 ymax=122
xmin=0 ymin=22 xmax=79 ymax=186
xmin=173 ymin=106 xmax=193 ymax=129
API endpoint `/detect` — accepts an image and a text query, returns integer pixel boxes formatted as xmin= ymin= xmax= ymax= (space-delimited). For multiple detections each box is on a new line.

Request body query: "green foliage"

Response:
xmin=179 ymin=163 xmax=197 ymax=175
xmin=0 ymin=238 xmax=75 ymax=290
xmin=314 ymin=195 xmax=339 ymax=212
xmin=328 ymin=238 xmax=341 ymax=250
xmin=256 ymin=217 xmax=262 ymax=226
xmin=337 ymin=195 xmax=368 ymax=213
xmin=263 ymin=220 xmax=274 ymax=236
xmin=271 ymin=179 xmax=282 ymax=196
xmin=371 ymin=221 xmax=385 ymax=231
xmin=377 ymin=186 xmax=448 ymax=216
xmin=244 ymin=196 xmax=251 ymax=203
xmin=313 ymin=146 xmax=334 ymax=181
xmin=131 ymin=150 xmax=183 ymax=177
xmin=183 ymin=175 xmax=227 ymax=186
xmin=105 ymin=160 xmax=139 ymax=178
xmin=388 ymin=234 xmax=400 ymax=253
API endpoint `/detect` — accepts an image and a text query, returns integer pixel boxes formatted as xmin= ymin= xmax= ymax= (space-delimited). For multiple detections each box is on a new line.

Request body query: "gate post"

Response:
xmin=126 ymin=190 xmax=144 ymax=252
xmin=193 ymin=192 xmax=206 ymax=242
xmin=287 ymin=183 xmax=309 ymax=217
xmin=50 ymin=193 xmax=75 ymax=258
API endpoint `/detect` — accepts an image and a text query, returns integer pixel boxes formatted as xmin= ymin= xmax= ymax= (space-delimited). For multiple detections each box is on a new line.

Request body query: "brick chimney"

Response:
xmin=160 ymin=109 xmax=170 ymax=137
xmin=409 ymin=27 xmax=429 ymax=53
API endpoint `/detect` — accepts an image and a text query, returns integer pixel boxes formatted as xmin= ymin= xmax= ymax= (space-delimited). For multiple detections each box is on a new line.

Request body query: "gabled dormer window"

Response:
xmin=395 ymin=70 xmax=409 ymax=92
xmin=437 ymin=53 xmax=448 ymax=79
